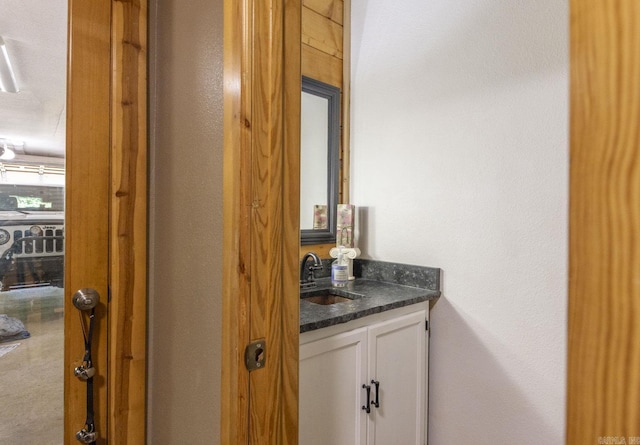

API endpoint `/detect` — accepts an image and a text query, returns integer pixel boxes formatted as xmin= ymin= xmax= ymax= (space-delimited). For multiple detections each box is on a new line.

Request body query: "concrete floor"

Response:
xmin=0 ymin=286 xmax=64 ymax=444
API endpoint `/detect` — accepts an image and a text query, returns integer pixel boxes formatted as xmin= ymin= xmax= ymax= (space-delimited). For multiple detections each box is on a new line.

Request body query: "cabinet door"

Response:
xmin=300 ymin=327 xmax=368 ymax=445
xmin=367 ymin=310 xmax=427 ymax=445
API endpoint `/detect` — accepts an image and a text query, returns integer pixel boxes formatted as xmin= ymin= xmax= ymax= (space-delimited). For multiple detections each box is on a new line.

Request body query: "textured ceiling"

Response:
xmin=0 ymin=0 xmax=67 ymax=158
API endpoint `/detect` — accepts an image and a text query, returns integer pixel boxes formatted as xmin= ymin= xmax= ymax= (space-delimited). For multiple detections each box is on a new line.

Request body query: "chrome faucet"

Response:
xmin=300 ymin=252 xmax=323 ymax=289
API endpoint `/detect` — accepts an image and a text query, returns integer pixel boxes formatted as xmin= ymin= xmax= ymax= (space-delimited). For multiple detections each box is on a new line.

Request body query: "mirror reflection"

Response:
xmin=300 ymin=76 xmax=340 ymax=245
xmin=301 ymin=91 xmax=329 ymax=229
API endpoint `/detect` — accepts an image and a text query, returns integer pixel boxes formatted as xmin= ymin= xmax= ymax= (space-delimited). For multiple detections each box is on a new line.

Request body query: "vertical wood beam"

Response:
xmin=110 ymin=0 xmax=148 ymax=443
xmin=568 ymin=1 xmax=640 ymax=442
xmin=222 ymin=0 xmax=301 ymax=442
xmin=341 ymin=0 xmax=350 ymax=204
xmin=65 ymin=1 xmax=111 ymax=442
xmin=222 ymin=0 xmax=252 ymax=441
xmin=248 ymin=0 xmax=300 ymax=436
xmin=283 ymin=0 xmax=303 ymax=437
xmin=66 ymin=1 xmax=147 ymax=443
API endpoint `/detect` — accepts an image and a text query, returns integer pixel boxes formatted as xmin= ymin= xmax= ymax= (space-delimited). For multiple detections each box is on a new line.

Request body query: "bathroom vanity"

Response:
xmin=299 ymin=260 xmax=440 ymax=445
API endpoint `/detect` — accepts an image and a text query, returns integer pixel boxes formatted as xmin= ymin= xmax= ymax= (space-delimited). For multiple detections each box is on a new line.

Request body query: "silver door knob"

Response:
xmin=72 ymin=288 xmax=100 ymax=311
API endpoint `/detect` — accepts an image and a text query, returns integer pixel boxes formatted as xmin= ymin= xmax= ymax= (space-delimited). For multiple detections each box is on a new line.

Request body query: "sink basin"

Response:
xmin=302 ymin=294 xmax=353 ymax=305
xmin=300 ymin=288 xmax=363 ymax=305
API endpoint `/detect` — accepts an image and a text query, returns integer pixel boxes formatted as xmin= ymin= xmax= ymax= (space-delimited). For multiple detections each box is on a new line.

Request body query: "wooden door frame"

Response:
xmin=221 ymin=0 xmax=301 ymax=442
xmin=65 ymin=1 xmax=147 ymax=443
xmin=568 ymin=0 xmax=640 ymax=442
xmin=218 ymin=0 xmax=640 ymax=443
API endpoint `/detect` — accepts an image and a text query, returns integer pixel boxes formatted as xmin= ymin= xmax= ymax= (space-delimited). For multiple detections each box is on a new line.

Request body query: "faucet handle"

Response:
xmin=305 ymin=265 xmax=318 ymax=283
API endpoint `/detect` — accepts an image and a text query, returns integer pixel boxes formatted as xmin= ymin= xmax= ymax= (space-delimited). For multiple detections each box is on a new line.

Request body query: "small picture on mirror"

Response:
xmin=313 ymin=205 xmax=328 ymax=230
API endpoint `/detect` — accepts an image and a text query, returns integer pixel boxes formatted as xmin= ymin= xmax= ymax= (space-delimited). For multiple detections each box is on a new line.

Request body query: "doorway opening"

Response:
xmin=0 ymin=0 xmax=68 ymax=442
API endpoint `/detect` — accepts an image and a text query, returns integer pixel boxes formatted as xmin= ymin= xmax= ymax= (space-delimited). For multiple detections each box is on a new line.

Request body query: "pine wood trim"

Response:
xmin=222 ymin=0 xmax=301 ymax=441
xmin=299 ymin=243 xmax=333 ymax=259
xmin=302 ymin=6 xmax=343 ymax=59
xmin=221 ymin=0 xmax=252 ymax=440
xmin=303 ymin=0 xmax=343 ymax=25
xmin=341 ymin=0 xmax=351 ymax=204
xmin=282 ymin=0 xmax=303 ymax=437
xmin=568 ymin=1 xmax=640 ymax=441
xmin=301 ymin=43 xmax=342 ymax=87
xmin=65 ymin=1 xmax=111 ymax=442
xmin=109 ymin=0 xmax=148 ymax=443
xmin=66 ymin=1 xmax=147 ymax=443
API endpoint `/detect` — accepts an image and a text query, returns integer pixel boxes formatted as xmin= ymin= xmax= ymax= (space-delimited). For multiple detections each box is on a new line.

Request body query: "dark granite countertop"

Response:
xmin=300 ymin=259 xmax=441 ymax=333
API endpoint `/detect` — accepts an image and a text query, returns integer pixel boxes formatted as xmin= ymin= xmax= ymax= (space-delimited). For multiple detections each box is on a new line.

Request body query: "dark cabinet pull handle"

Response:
xmin=362 ymin=384 xmax=371 ymax=413
xmin=371 ymin=380 xmax=380 ymax=408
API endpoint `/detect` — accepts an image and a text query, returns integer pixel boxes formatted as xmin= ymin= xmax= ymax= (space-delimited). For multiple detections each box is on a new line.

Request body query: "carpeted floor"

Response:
xmin=0 ymin=286 xmax=64 ymax=444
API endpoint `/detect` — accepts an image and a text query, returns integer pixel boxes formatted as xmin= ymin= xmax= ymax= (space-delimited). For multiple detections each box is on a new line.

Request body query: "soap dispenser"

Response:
xmin=331 ymin=246 xmax=348 ymax=287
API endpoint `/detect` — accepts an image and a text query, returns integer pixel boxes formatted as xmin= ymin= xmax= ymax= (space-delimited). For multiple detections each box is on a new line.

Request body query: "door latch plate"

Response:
xmin=245 ymin=339 xmax=266 ymax=371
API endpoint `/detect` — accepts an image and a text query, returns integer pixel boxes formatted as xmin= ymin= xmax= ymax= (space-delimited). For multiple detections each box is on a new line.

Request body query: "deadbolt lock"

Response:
xmin=244 ymin=339 xmax=266 ymax=371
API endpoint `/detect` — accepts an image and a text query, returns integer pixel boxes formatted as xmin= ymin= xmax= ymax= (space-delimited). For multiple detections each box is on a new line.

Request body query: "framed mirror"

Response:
xmin=300 ymin=76 xmax=341 ymax=245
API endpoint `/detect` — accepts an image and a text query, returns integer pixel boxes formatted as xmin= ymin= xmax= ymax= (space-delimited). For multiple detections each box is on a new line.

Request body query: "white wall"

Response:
xmin=148 ymin=0 xmax=223 ymax=443
xmin=351 ymin=0 xmax=568 ymax=443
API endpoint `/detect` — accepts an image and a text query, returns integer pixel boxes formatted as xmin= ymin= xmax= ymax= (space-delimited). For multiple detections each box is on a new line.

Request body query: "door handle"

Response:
xmin=361 ymin=384 xmax=371 ymax=413
xmin=72 ymin=288 xmax=100 ymax=311
xmin=371 ymin=380 xmax=380 ymax=408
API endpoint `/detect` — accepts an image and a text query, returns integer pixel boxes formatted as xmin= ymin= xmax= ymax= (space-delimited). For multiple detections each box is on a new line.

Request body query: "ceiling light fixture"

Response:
xmin=0 ymin=36 xmax=19 ymax=93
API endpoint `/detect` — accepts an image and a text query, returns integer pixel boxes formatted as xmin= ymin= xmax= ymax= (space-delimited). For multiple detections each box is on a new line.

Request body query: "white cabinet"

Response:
xmin=300 ymin=303 xmax=429 ymax=445
xmin=367 ymin=309 xmax=427 ymax=444
xmin=299 ymin=326 xmax=368 ymax=445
